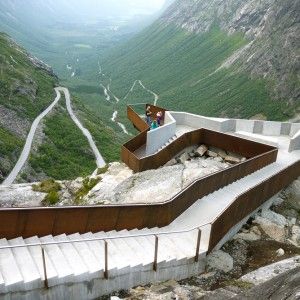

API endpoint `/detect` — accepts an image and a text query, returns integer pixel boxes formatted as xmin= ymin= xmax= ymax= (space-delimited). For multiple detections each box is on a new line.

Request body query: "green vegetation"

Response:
xmin=43 ymin=191 xmax=60 ymax=206
xmin=97 ymin=165 xmax=109 ymax=175
xmin=100 ymin=24 xmax=296 ymax=121
xmin=74 ymin=177 xmax=101 ymax=204
xmin=32 ymin=178 xmax=61 ymax=206
xmin=32 ymin=178 xmax=61 ymax=193
xmin=29 ymin=106 xmax=97 ymax=180
xmin=221 ymin=279 xmax=254 ymax=290
xmin=0 ymin=33 xmax=57 ymax=121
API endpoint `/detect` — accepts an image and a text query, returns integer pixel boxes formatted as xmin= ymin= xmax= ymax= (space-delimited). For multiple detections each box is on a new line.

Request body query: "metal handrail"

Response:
xmin=0 ymin=223 xmax=210 ymax=250
xmin=1 ymin=161 xmax=298 ymax=288
xmin=0 ymin=161 xmax=295 ymax=253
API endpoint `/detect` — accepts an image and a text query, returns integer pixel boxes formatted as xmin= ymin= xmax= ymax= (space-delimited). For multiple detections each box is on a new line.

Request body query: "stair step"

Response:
xmin=90 ymin=232 xmax=126 ymax=272
xmin=54 ymin=234 xmax=89 ymax=282
xmin=119 ymin=230 xmax=153 ymax=267
xmin=161 ymin=235 xmax=187 ymax=261
xmin=39 ymin=235 xmax=73 ymax=284
xmin=68 ymin=233 xmax=102 ymax=278
xmin=24 ymin=236 xmax=58 ymax=287
xmin=156 ymin=236 xmax=176 ymax=267
xmin=8 ymin=237 xmax=41 ymax=290
xmin=166 ymin=231 xmax=198 ymax=258
xmin=0 ymin=238 xmax=23 ymax=293
xmin=105 ymin=231 xmax=141 ymax=270
xmin=80 ymin=232 xmax=112 ymax=272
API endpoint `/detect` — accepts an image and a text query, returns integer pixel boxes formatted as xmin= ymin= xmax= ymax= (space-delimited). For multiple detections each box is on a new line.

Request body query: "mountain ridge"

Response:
xmin=100 ymin=0 xmax=299 ymax=122
xmin=160 ymin=0 xmax=300 ymax=104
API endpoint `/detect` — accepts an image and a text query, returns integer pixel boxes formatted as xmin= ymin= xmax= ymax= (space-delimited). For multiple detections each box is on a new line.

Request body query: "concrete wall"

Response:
xmin=170 ymin=112 xmax=234 ymax=133
xmin=290 ymin=123 xmax=300 ymax=137
xmin=145 ymin=111 xmax=176 ymax=156
xmin=235 ymin=118 xmax=300 ymax=137
xmin=289 ymin=130 xmax=300 ymax=152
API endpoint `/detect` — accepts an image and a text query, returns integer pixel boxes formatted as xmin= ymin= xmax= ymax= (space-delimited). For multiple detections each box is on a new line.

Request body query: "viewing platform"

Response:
xmin=0 ymin=103 xmax=299 ymax=299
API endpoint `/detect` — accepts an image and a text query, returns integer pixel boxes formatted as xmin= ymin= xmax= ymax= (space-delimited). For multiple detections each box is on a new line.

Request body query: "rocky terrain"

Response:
xmin=0 ymin=144 xmax=243 ymax=207
xmin=161 ymin=0 xmax=300 ymax=105
xmin=101 ymin=178 xmax=300 ymax=300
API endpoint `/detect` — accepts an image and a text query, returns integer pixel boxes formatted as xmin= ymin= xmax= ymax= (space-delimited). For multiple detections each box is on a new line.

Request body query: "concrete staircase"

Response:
xmin=0 ymin=226 xmax=209 ymax=295
xmin=0 ymin=135 xmax=299 ymax=299
xmin=155 ymin=134 xmax=178 ymax=153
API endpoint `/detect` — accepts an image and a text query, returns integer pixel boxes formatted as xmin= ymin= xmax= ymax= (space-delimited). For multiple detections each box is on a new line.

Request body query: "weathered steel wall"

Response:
xmin=208 ymin=160 xmax=300 ymax=252
xmin=0 ymin=147 xmax=277 ymax=239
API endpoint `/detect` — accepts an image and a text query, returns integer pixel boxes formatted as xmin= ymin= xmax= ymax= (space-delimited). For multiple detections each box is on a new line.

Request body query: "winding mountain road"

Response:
xmin=3 ymin=87 xmax=105 ymax=185
xmin=98 ymin=62 xmax=159 ymax=135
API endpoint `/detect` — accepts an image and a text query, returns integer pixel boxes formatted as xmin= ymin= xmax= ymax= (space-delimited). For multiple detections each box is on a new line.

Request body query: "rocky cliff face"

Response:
xmin=161 ymin=0 xmax=300 ymax=105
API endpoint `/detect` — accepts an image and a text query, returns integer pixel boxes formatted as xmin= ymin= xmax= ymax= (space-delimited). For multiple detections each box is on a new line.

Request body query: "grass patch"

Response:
xmin=32 ymin=178 xmax=61 ymax=193
xmin=74 ymin=177 xmax=101 ymax=204
xmin=32 ymin=178 xmax=61 ymax=206
xmin=42 ymin=190 xmax=60 ymax=206
xmin=221 ymin=279 xmax=254 ymax=290
xmin=97 ymin=165 xmax=109 ymax=175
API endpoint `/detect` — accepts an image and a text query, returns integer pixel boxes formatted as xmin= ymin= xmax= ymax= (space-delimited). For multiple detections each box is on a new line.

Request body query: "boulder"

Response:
xmin=282 ymin=177 xmax=300 ymax=210
xmin=224 ymin=155 xmax=240 ymax=164
xmin=165 ymin=158 xmax=177 ymax=167
xmin=261 ymin=209 xmax=287 ymax=227
xmin=287 ymin=217 xmax=297 ymax=227
xmin=207 ymin=250 xmax=234 ymax=273
xmin=207 ymin=150 xmax=218 ymax=158
xmin=254 ymin=216 xmax=286 ymax=242
xmin=213 ymin=156 xmax=223 ymax=162
xmin=66 ymin=177 xmax=84 ymax=194
xmin=196 ymin=144 xmax=208 ymax=157
xmin=234 ymin=232 xmax=261 ymax=241
xmin=291 ymin=225 xmax=300 ymax=245
xmin=188 ymin=151 xmax=196 ymax=158
xmin=250 ymin=226 xmax=262 ymax=236
xmin=276 ymin=248 xmax=285 ymax=257
xmin=178 ymin=152 xmax=190 ymax=164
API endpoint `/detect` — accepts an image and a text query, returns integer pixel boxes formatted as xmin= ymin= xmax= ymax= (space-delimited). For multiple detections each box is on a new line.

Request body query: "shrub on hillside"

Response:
xmin=32 ymin=178 xmax=61 ymax=193
xmin=42 ymin=190 xmax=60 ymax=206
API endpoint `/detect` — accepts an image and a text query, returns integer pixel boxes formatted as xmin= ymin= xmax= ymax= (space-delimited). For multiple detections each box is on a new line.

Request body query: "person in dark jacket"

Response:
xmin=146 ymin=106 xmax=152 ymax=125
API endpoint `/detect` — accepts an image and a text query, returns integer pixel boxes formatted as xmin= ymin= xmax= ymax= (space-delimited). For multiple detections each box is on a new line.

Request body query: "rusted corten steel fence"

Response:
xmin=208 ymin=160 xmax=300 ymax=252
xmin=0 ymin=148 xmax=276 ymax=240
xmin=0 ymin=104 xmax=278 ymax=239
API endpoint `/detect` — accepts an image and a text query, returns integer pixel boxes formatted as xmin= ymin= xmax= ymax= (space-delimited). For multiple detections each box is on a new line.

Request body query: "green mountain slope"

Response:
xmin=0 ymin=32 xmax=125 ymax=183
xmin=101 ymin=0 xmax=299 ymax=121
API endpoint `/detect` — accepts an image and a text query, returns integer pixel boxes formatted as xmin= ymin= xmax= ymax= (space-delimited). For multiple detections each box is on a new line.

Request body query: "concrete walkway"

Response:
xmin=1 ymin=113 xmax=300 ymax=298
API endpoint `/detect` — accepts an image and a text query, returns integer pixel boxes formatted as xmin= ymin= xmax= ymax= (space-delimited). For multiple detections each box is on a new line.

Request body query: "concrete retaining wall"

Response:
xmin=145 ymin=112 xmax=176 ymax=156
xmin=0 ymin=255 xmax=206 ymax=300
xmin=170 ymin=112 xmax=233 ymax=132
xmin=289 ymin=130 xmax=300 ymax=152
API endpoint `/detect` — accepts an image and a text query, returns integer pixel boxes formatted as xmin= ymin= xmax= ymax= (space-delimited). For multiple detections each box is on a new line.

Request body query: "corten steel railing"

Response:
xmin=208 ymin=159 xmax=300 ymax=252
xmin=0 ymin=105 xmax=279 ymax=239
xmin=1 ymin=160 xmax=299 ymax=288
xmin=122 ymin=104 xmax=277 ymax=173
xmin=0 ymin=147 xmax=277 ymax=239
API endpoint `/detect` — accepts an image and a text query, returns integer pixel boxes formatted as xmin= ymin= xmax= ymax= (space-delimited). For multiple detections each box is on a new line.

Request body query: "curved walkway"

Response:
xmin=3 ymin=87 xmax=105 ymax=185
